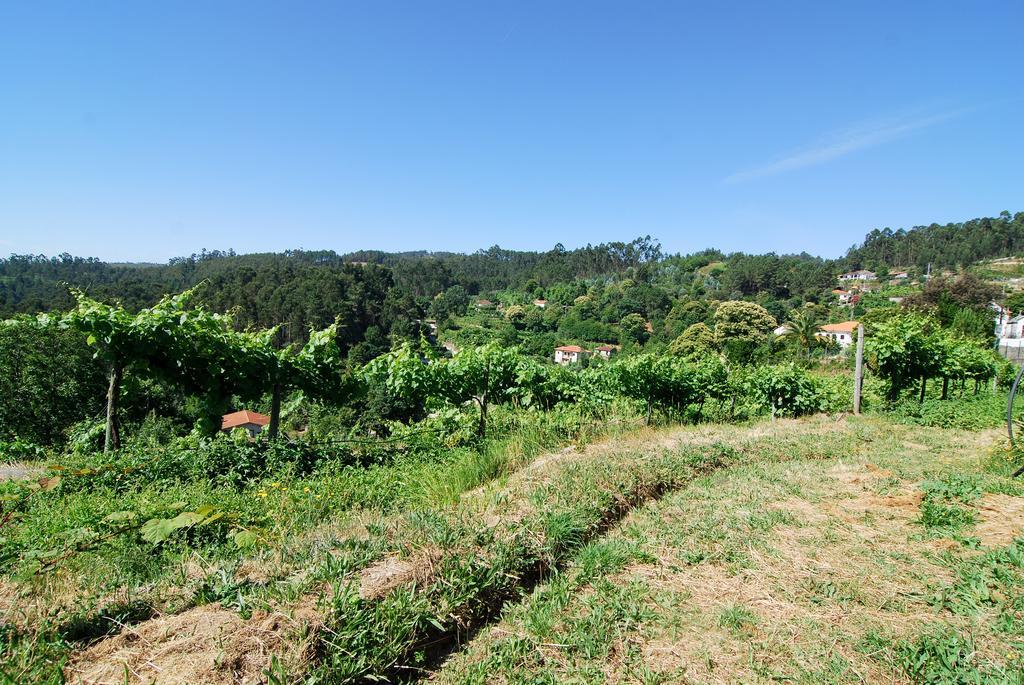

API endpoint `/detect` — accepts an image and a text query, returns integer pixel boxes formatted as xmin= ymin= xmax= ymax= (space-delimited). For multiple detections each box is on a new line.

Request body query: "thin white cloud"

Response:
xmin=724 ymin=107 xmax=969 ymax=183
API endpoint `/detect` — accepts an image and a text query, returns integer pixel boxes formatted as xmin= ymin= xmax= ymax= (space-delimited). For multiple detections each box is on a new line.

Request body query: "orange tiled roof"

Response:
xmin=221 ymin=410 xmax=271 ymax=430
xmin=819 ymin=321 xmax=859 ymax=334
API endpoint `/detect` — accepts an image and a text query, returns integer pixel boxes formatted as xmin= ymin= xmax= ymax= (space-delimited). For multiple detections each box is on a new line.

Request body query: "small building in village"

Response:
xmin=817 ymin=321 xmax=859 ymax=349
xmin=554 ymin=345 xmax=588 ymax=365
xmin=221 ymin=410 xmax=270 ymax=437
xmin=593 ymin=344 xmax=618 ymax=360
xmin=832 ymin=288 xmax=854 ymax=304
xmin=838 ymin=270 xmax=876 ymax=282
xmin=533 ymin=299 xmax=547 ymax=308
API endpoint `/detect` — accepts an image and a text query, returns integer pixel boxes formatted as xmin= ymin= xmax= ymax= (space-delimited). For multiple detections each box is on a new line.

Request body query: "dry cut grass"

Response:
xmin=434 ymin=419 xmax=1024 ymax=684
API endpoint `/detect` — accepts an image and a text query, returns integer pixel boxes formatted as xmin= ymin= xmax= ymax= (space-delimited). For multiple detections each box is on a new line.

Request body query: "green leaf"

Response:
xmin=230 ymin=529 xmax=261 ymax=549
xmin=140 ymin=511 xmax=206 ymax=544
xmin=102 ymin=511 xmax=138 ymax=523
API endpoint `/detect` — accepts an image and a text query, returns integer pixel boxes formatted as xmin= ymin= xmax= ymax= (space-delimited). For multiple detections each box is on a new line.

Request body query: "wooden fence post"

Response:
xmin=853 ymin=324 xmax=864 ymax=415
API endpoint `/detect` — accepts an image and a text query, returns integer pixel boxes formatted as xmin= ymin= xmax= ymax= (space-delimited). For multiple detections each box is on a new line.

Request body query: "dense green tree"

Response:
xmin=504 ymin=304 xmax=528 ymax=329
xmin=0 ymin=322 xmax=106 ymax=445
xmin=619 ymin=313 xmax=649 ymax=345
xmin=668 ymin=323 xmax=716 ymax=359
xmin=714 ymin=301 xmax=777 ymax=364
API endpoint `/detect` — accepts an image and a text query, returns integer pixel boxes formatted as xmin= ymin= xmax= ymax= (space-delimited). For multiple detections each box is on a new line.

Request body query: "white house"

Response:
xmin=997 ymin=314 xmax=1024 ymax=340
xmin=593 ymin=344 xmax=618 ymax=359
xmin=554 ymin=345 xmax=588 ymax=365
xmin=533 ymin=299 xmax=547 ymax=308
xmin=838 ymin=270 xmax=876 ymax=282
xmin=891 ymin=271 xmax=909 ymax=280
xmin=817 ymin=321 xmax=859 ymax=349
xmin=773 ymin=324 xmax=791 ymax=336
xmin=221 ymin=410 xmax=270 ymax=437
xmin=832 ymin=288 xmax=854 ymax=304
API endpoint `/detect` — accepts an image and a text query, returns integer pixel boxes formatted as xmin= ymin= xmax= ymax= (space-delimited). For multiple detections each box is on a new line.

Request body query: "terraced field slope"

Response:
xmin=7 ymin=415 xmax=1024 ymax=684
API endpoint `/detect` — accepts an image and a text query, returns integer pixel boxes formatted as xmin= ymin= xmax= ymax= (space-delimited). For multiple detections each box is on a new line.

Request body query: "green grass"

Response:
xmin=434 ymin=416 xmax=1024 ymax=684
xmin=5 ymin=403 xmax=1024 ymax=684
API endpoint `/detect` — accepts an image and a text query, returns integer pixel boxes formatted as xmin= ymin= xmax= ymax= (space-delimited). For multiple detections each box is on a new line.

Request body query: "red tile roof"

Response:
xmin=594 ymin=345 xmax=617 ymax=352
xmin=221 ymin=410 xmax=271 ymax=431
xmin=819 ymin=321 xmax=859 ymax=334
xmin=555 ymin=345 xmax=586 ymax=353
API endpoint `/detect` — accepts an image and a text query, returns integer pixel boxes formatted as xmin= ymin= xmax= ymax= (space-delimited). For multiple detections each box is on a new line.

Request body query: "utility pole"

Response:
xmin=854 ymin=323 xmax=865 ymax=415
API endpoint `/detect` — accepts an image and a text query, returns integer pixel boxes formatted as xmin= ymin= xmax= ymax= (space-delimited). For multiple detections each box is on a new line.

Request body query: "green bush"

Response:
xmin=886 ymin=394 xmax=1007 ymax=430
xmin=746 ymin=364 xmax=824 ymax=417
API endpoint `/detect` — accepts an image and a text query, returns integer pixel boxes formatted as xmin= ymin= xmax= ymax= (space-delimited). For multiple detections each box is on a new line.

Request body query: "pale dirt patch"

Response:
xmin=0 ymin=463 xmax=42 ymax=480
xmin=358 ymin=550 xmax=439 ymax=600
xmin=608 ymin=463 xmax=957 ymax=683
xmin=975 ymin=493 xmax=1024 ymax=547
xmin=65 ymin=598 xmax=321 ymax=685
xmin=576 ymin=457 xmax=989 ymax=679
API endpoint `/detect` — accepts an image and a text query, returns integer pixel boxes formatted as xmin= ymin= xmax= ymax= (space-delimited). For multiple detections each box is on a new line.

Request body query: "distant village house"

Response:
xmin=221 ymin=410 xmax=270 ymax=437
xmin=995 ymin=307 xmax=1024 ymax=362
xmin=817 ymin=321 xmax=859 ymax=348
xmin=838 ymin=270 xmax=876 ymax=282
xmin=533 ymin=299 xmax=547 ymax=308
xmin=554 ymin=345 xmax=588 ymax=365
xmin=832 ymin=288 xmax=854 ymax=304
xmin=593 ymin=344 xmax=618 ymax=360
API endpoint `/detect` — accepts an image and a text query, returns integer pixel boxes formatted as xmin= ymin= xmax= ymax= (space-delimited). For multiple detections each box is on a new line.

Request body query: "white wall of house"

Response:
xmin=819 ymin=331 xmax=854 ymax=348
xmin=554 ymin=350 xmax=581 ymax=364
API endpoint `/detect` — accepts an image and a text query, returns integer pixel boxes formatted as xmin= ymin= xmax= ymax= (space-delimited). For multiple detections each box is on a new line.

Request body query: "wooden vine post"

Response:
xmin=853 ymin=323 xmax=864 ymax=415
xmin=268 ymin=382 xmax=282 ymax=441
xmin=104 ymin=361 xmax=123 ymax=453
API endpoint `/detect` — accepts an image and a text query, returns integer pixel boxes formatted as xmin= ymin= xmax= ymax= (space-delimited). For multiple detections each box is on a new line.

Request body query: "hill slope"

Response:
xmin=9 ymin=414 xmax=1022 ymax=683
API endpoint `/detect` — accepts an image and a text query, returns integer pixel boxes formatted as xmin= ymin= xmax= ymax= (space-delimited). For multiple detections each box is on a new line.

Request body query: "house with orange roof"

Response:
xmin=817 ymin=321 xmax=859 ymax=348
xmin=221 ymin=410 xmax=270 ymax=437
xmin=554 ymin=345 xmax=588 ymax=365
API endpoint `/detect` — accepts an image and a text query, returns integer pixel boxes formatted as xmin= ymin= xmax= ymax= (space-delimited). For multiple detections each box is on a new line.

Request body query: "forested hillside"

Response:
xmin=2 ymin=212 xmax=1021 ymax=353
xmin=846 ymin=210 xmax=1024 ymax=270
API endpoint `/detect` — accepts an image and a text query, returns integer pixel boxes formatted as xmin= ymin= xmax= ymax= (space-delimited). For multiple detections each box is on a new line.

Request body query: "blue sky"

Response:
xmin=1 ymin=1 xmax=1021 ymax=262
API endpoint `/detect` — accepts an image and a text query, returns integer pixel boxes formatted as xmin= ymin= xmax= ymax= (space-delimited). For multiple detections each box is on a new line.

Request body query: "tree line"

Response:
xmin=847 ymin=210 xmax=1024 ymax=270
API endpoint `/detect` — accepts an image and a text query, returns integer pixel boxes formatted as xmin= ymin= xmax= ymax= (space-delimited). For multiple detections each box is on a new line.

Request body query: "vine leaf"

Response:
xmin=140 ymin=507 xmax=221 ymax=544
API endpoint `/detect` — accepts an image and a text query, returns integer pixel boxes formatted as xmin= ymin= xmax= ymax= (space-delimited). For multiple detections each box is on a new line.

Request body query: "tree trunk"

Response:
xmin=478 ymin=360 xmax=491 ymax=437
xmin=477 ymin=397 xmax=488 ymax=437
xmin=919 ymin=376 xmax=927 ymax=403
xmin=941 ymin=377 xmax=949 ymax=400
xmin=268 ymin=382 xmax=282 ymax=441
xmin=104 ymin=361 xmax=123 ymax=453
xmin=974 ymin=379 xmax=980 ymax=395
